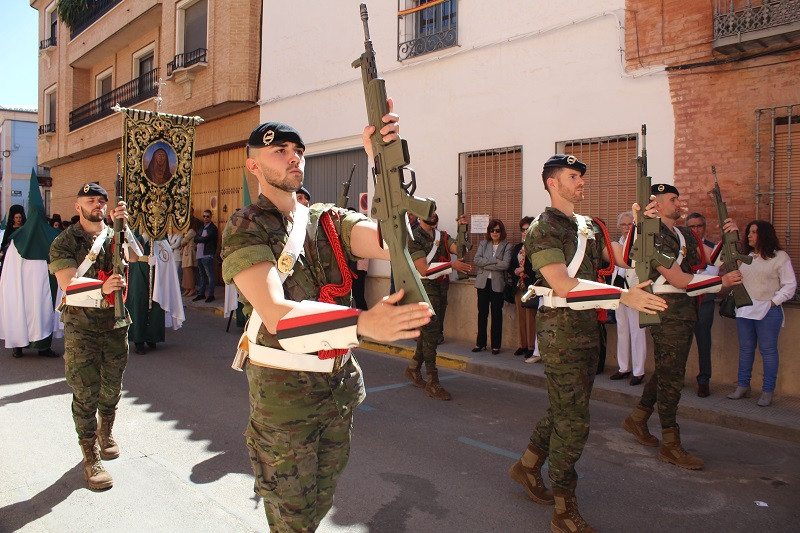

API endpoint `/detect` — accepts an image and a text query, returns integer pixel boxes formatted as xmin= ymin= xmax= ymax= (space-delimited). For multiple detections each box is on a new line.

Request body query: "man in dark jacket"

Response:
xmin=193 ymin=210 xmax=218 ymax=303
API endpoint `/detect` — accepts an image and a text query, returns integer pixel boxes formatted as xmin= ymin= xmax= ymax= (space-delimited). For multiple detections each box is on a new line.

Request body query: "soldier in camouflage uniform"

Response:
xmin=49 ymin=183 xmax=135 ymax=491
xmin=508 ymin=155 xmax=666 ymax=533
xmin=222 ymin=116 xmax=432 ymax=532
xmin=405 ymin=211 xmax=471 ymax=400
xmin=622 ymin=184 xmax=741 ymax=470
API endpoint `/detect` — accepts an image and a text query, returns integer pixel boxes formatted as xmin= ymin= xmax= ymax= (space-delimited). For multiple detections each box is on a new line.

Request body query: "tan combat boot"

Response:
xmin=659 ymin=426 xmax=704 ymax=470
xmin=551 ymin=488 xmax=597 ymax=533
xmin=79 ymin=438 xmax=113 ymax=491
xmin=622 ymin=404 xmax=659 ymax=447
xmin=424 ymin=370 xmax=451 ymax=401
xmin=97 ymin=412 xmax=120 ymax=460
xmin=509 ymin=443 xmax=554 ymax=504
xmin=403 ymin=359 xmax=426 ymax=388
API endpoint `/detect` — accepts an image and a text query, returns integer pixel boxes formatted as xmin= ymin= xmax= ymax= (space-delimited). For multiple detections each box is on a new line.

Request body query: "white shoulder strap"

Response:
xmin=425 ymin=229 xmax=441 ymax=265
xmin=674 ymin=227 xmax=686 ymax=266
xmin=277 ymin=203 xmax=310 ymax=284
xmin=653 ymin=227 xmax=687 ymax=290
xmin=76 ymin=228 xmax=111 ymax=278
xmin=567 ymin=215 xmax=588 ymax=278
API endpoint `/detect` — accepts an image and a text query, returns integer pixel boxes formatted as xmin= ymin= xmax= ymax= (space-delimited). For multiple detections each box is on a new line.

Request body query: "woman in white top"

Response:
xmin=727 ymin=220 xmax=797 ymax=406
xmin=472 ymin=219 xmax=512 ymax=354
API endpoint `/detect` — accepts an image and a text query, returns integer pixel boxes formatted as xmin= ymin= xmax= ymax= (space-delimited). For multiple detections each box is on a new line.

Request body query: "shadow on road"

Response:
xmin=364 ymin=472 xmax=449 ymax=531
xmin=0 ymin=463 xmax=84 ymax=533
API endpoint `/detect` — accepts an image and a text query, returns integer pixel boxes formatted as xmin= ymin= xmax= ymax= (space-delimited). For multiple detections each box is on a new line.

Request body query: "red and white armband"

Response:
xmin=565 ymin=279 xmax=622 ymax=310
xmin=525 ymin=280 xmax=622 ymax=310
xmin=275 ymin=300 xmax=361 ymax=354
xmin=423 ymin=262 xmax=452 ymax=280
xmin=65 ymin=277 xmax=108 ymax=308
xmin=686 ymin=274 xmax=723 ymax=297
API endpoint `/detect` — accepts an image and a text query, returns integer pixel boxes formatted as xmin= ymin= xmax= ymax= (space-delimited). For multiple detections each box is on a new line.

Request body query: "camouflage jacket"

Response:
xmin=525 ymin=207 xmax=607 ymax=286
xmin=221 ymin=194 xmax=368 ymax=350
xmin=408 ymin=225 xmax=454 ymax=286
xmin=651 ymin=223 xmax=702 ymax=319
xmin=49 ymin=222 xmax=121 ymax=330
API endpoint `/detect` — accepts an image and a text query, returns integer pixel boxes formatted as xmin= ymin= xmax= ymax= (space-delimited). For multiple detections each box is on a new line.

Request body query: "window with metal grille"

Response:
xmin=459 ymin=146 xmax=523 ymax=269
xmin=755 ymin=105 xmax=800 ymax=302
xmin=556 ymin=133 xmax=639 ymax=240
xmin=397 ymin=0 xmax=458 ymax=61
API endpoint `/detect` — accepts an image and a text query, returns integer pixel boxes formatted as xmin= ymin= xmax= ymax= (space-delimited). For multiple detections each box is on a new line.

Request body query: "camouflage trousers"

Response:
xmin=529 ymin=307 xmax=598 ymax=491
xmin=414 ymin=280 xmax=448 ymax=371
xmin=63 ymin=323 xmax=129 ymax=439
xmin=244 ymin=359 xmax=364 ymax=532
xmin=639 ymin=309 xmax=696 ymax=428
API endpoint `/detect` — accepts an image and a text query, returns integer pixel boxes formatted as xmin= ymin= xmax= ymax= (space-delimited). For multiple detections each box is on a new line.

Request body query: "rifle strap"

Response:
xmin=567 ymin=215 xmax=589 ymax=278
xmin=276 ymin=202 xmax=310 ymax=284
xmin=76 ymin=228 xmax=112 ymax=278
xmin=426 ymin=229 xmax=442 ymax=265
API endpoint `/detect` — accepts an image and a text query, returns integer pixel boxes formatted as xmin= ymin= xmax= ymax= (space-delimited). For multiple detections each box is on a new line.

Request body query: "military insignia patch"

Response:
xmin=658 ymin=184 xmax=665 ymax=192
xmin=83 ymin=184 xmax=90 ymax=193
xmin=263 ymin=130 xmax=275 ymax=145
xmin=566 ymin=155 xmax=577 ymax=165
xmin=277 ymin=251 xmax=296 ymax=274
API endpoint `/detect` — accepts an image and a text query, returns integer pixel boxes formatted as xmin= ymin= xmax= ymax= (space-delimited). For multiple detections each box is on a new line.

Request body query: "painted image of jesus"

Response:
xmin=143 ymin=142 xmax=177 ymax=186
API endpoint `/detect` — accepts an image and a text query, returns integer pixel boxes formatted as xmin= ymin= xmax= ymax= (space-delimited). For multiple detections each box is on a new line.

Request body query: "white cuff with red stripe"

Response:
xmin=65 ymin=277 xmax=107 ymax=308
xmin=565 ymin=279 xmax=622 ymax=310
xmin=686 ymin=274 xmax=723 ymax=297
xmin=275 ymin=300 xmax=361 ymax=354
xmin=423 ymin=262 xmax=452 ymax=280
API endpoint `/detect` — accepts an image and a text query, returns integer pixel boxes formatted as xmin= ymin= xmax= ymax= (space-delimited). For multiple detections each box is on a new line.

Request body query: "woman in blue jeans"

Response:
xmin=727 ymin=220 xmax=796 ymax=407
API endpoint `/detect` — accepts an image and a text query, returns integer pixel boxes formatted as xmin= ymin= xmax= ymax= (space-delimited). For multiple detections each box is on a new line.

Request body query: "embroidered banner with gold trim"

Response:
xmin=118 ymin=106 xmax=203 ymax=240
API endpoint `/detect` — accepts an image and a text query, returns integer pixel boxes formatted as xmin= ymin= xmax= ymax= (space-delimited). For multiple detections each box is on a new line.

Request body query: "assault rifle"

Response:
xmin=112 ymin=153 xmax=129 ymax=327
xmin=454 ymin=174 xmax=472 ymax=279
xmin=629 ymin=125 xmax=673 ymax=327
xmin=352 ymin=3 xmax=436 ymax=310
xmin=709 ymin=165 xmax=752 ymax=308
xmin=337 ymin=164 xmax=357 ymax=209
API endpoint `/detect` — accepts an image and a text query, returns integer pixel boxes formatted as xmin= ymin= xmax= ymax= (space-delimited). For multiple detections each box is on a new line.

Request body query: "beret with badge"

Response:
xmin=77 ymin=182 xmax=109 ymax=200
xmin=247 ymin=122 xmax=305 ymax=150
xmin=297 ymin=186 xmax=311 ymax=201
xmin=651 ymin=183 xmax=680 ymax=196
xmin=542 ymin=154 xmax=587 ymax=176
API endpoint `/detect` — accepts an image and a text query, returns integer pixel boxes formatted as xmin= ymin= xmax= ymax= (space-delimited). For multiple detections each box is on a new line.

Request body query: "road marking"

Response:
xmin=457 ymin=437 xmax=519 ymax=460
xmin=365 ymin=374 xmax=459 ymax=394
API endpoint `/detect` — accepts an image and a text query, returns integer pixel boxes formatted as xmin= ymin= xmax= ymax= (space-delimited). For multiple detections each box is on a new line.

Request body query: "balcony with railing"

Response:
xmin=397 ymin=0 xmax=458 ymax=61
xmin=38 ymin=123 xmax=56 ymax=136
xmin=167 ymin=48 xmax=208 ymax=76
xmin=69 ymin=68 xmax=159 ymax=131
xmin=713 ymin=0 xmax=800 ymax=54
xmin=70 ymin=0 xmax=123 ymax=40
xmin=39 ymin=35 xmax=56 ymax=50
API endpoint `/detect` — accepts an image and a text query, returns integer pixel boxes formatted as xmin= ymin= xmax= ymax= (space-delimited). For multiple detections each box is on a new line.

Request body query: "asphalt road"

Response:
xmin=1 ymin=309 xmax=798 ymax=532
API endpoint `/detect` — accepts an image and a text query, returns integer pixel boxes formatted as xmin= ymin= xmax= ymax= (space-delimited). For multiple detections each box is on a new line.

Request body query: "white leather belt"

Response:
xmin=248 ymin=344 xmax=351 ymax=373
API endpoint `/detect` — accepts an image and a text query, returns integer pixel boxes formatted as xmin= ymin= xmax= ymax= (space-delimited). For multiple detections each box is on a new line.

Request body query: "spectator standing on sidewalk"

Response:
xmin=180 ymin=221 xmax=198 ymax=297
xmin=472 ymin=219 xmax=512 ymax=355
xmin=194 ymin=210 xmax=218 ymax=303
xmin=685 ymin=212 xmax=718 ymax=397
xmin=508 ymin=216 xmax=539 ymax=361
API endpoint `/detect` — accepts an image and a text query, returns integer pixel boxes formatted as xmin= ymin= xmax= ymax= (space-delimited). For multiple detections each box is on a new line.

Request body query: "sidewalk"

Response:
xmin=185 ymin=291 xmax=800 ymax=444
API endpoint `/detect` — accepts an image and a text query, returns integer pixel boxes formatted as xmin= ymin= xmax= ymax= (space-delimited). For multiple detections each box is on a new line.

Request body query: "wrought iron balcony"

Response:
xmin=38 ymin=123 xmax=56 ymax=135
xmin=397 ymin=0 xmax=458 ymax=61
xmin=69 ymin=68 xmax=159 ymax=131
xmin=167 ymin=48 xmax=208 ymax=76
xmin=39 ymin=35 xmax=56 ymax=50
xmin=713 ymin=0 xmax=800 ymax=54
xmin=70 ymin=0 xmax=123 ymax=40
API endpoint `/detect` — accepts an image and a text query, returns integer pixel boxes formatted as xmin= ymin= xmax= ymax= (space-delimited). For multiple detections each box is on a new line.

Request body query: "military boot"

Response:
xmin=403 ymin=359 xmax=426 ymax=388
xmin=551 ymin=488 xmax=597 ymax=533
xmin=424 ymin=370 xmax=451 ymax=401
xmin=509 ymin=443 xmax=554 ymax=504
xmin=659 ymin=426 xmax=704 ymax=470
xmin=622 ymin=404 xmax=659 ymax=447
xmin=78 ymin=438 xmax=113 ymax=491
xmin=98 ymin=412 xmax=120 ymax=460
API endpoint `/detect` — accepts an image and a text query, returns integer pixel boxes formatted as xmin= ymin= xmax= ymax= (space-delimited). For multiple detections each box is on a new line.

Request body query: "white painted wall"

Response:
xmin=259 ymin=0 xmax=674 ymax=277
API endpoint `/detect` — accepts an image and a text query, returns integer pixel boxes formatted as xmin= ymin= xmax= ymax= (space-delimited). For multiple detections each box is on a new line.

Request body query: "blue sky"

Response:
xmin=0 ymin=2 xmax=40 ymax=109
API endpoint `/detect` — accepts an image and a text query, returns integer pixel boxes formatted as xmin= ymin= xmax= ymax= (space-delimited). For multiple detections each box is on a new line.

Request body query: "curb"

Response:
xmin=362 ymin=340 xmax=800 ymax=444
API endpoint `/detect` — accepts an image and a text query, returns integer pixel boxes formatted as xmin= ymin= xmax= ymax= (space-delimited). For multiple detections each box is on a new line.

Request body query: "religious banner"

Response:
xmin=116 ymin=105 xmax=203 ymax=240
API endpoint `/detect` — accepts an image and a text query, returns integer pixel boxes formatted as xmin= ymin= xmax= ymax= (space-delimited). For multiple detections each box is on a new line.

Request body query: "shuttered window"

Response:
xmin=756 ymin=106 xmax=800 ymax=302
xmin=303 ymin=149 xmax=369 ymax=210
xmin=460 ymin=146 xmax=523 ymax=265
xmin=557 ymin=134 xmax=638 ymax=235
